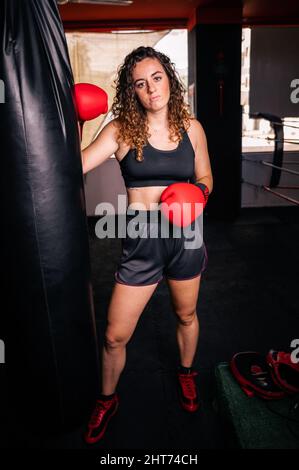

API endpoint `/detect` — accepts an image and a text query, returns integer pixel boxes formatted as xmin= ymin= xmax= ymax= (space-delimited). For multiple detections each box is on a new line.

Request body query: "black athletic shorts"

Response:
xmin=114 ymin=209 xmax=208 ymax=286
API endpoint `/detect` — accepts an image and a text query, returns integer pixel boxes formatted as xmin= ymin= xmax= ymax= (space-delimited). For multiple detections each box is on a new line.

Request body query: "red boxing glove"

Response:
xmin=194 ymin=182 xmax=209 ymax=205
xmin=160 ymin=182 xmax=209 ymax=228
xmin=74 ymin=83 xmax=108 ymax=139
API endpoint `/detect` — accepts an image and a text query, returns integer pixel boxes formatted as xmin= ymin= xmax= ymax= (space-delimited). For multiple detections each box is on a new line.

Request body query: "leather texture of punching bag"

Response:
xmin=0 ymin=0 xmax=100 ymax=433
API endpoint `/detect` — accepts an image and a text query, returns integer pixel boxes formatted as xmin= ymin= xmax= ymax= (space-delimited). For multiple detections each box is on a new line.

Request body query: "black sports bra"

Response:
xmin=119 ymin=130 xmax=195 ymax=188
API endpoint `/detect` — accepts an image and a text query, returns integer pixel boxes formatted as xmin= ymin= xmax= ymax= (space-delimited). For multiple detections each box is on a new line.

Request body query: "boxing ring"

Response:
xmin=242 ymin=112 xmax=299 ymax=206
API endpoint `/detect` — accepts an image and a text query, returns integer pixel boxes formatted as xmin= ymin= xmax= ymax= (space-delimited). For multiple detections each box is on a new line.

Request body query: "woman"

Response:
xmin=81 ymin=46 xmax=213 ymax=444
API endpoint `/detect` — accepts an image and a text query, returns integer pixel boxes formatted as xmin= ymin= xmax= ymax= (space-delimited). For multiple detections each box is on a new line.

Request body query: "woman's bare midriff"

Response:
xmin=125 ymin=186 xmax=167 ymax=211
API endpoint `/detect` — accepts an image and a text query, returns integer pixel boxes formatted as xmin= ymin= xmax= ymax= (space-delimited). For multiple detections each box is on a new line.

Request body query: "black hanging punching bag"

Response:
xmin=0 ymin=0 xmax=100 ymax=433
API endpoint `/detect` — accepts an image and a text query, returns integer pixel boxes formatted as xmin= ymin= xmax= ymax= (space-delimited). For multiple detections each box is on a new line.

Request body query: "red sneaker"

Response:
xmin=177 ymin=371 xmax=199 ymax=412
xmin=84 ymin=394 xmax=119 ymax=444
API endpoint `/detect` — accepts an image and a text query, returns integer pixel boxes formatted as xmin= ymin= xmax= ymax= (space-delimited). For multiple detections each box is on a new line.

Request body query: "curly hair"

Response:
xmin=111 ymin=46 xmax=193 ymax=162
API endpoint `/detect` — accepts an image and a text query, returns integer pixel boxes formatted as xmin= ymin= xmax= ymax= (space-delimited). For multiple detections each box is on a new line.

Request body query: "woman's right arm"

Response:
xmin=81 ymin=119 xmax=120 ymax=175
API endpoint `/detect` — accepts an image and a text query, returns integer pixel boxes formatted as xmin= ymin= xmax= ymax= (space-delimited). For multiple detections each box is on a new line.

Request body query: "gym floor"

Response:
xmin=3 ymin=206 xmax=298 ymax=449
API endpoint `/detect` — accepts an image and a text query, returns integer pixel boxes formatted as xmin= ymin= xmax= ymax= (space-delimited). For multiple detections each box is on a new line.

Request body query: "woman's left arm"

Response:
xmin=190 ymin=119 xmax=213 ymax=194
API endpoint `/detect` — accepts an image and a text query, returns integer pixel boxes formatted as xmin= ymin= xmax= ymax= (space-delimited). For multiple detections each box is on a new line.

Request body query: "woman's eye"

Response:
xmin=136 ymin=76 xmax=162 ymax=89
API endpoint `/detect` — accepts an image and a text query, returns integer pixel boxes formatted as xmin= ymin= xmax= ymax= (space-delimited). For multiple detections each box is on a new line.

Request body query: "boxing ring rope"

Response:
xmin=243 ymin=158 xmax=299 ymax=165
xmin=243 ymin=181 xmax=299 ymax=206
xmin=244 ymin=134 xmax=299 ymax=145
xmin=263 ymin=186 xmax=299 ymax=205
xmin=261 ymin=161 xmax=299 ymax=176
xmin=242 ymin=157 xmax=299 ymax=165
xmin=242 ymin=157 xmax=299 ymax=176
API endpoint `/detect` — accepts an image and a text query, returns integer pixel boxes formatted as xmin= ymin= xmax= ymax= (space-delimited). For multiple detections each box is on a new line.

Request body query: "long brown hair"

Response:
xmin=112 ymin=46 xmax=193 ymax=162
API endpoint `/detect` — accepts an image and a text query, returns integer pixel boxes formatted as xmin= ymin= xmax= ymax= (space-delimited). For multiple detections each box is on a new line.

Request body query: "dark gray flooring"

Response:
xmin=2 ymin=206 xmax=298 ymax=449
xmin=84 ymin=206 xmax=299 ymax=450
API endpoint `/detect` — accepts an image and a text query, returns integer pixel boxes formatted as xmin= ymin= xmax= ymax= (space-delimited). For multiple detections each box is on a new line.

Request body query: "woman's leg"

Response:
xmin=101 ymin=280 xmax=159 ymax=395
xmin=166 ymin=275 xmax=201 ymax=368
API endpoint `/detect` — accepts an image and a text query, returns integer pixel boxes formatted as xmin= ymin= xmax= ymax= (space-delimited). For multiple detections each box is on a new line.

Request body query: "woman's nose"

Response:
xmin=147 ymin=81 xmax=156 ymax=93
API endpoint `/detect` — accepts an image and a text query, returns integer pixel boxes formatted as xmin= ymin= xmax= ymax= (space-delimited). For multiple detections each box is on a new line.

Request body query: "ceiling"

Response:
xmin=59 ymin=0 xmax=299 ymax=31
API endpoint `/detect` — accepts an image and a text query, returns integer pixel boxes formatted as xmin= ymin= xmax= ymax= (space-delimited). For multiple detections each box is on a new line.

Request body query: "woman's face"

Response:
xmin=132 ymin=57 xmax=170 ymax=112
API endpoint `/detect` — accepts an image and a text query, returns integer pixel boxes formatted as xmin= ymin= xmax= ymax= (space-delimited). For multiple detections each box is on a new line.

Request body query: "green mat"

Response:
xmin=215 ymin=362 xmax=299 ymax=449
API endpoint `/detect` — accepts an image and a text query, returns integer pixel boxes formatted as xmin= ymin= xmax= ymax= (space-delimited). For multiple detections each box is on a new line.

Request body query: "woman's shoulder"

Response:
xmin=107 ymin=118 xmax=131 ymax=161
xmin=103 ymin=117 xmax=120 ymax=134
xmin=99 ymin=118 xmax=123 ymax=145
xmin=186 ymin=117 xmax=205 ymax=134
xmin=184 ymin=118 xmax=206 ymax=153
xmin=186 ymin=118 xmax=206 ymax=142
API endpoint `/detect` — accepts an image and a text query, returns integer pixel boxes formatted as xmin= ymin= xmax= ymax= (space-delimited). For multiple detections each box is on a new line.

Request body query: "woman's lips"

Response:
xmin=150 ymin=96 xmax=160 ymax=101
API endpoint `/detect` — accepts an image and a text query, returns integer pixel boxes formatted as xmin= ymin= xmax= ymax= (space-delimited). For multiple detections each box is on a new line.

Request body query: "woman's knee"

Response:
xmin=104 ymin=330 xmax=129 ymax=350
xmin=176 ymin=308 xmax=197 ymax=326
